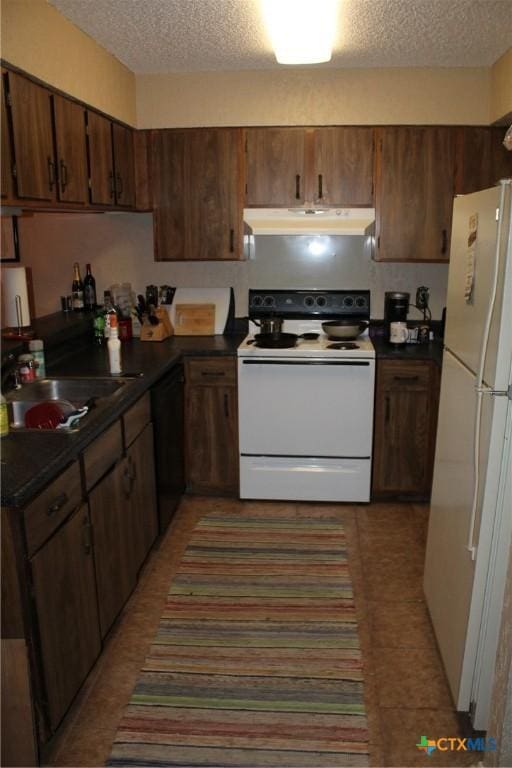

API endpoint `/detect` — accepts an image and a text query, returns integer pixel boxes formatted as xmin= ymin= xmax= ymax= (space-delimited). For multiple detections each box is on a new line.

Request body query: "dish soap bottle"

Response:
xmin=28 ymin=339 xmax=46 ymax=378
xmin=0 ymin=394 xmax=9 ymax=438
xmin=108 ymin=314 xmax=122 ymax=375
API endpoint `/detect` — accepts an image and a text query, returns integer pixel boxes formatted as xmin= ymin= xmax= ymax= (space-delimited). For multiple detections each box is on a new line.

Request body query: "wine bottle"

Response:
xmin=72 ymin=262 xmax=84 ymax=311
xmin=83 ymin=263 xmax=97 ymax=311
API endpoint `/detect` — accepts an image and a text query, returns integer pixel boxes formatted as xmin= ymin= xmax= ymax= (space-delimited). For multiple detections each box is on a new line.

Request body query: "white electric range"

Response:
xmin=237 ymin=289 xmax=375 ymax=502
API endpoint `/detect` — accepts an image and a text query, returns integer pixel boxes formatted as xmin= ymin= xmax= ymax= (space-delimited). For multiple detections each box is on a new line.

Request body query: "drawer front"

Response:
xmin=186 ymin=357 xmax=237 ymax=387
xmin=24 ymin=462 xmax=82 ymax=556
xmin=379 ymin=360 xmax=431 ymax=390
xmin=83 ymin=421 xmax=123 ymax=491
xmin=123 ymin=392 xmax=151 ymax=448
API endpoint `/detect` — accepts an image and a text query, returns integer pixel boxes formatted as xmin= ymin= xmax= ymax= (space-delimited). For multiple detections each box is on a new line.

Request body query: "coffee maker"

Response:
xmin=384 ymin=292 xmax=410 ymax=340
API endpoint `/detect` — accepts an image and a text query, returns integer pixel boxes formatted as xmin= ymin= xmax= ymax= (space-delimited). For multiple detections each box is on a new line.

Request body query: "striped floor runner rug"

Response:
xmin=108 ymin=508 xmax=369 ymax=767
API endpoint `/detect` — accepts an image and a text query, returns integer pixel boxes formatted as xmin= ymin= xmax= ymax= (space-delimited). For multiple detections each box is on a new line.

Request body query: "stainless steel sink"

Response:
xmin=5 ymin=377 xmax=129 ymax=432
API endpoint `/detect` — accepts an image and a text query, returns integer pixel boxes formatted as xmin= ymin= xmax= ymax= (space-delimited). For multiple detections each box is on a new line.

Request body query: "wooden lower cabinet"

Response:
xmin=88 ymin=458 xmax=136 ymax=639
xmin=185 ymin=357 xmax=238 ymax=495
xmin=126 ymin=422 xmax=158 ymax=573
xmin=30 ymin=504 xmax=101 ymax=732
xmin=372 ymin=359 xmax=440 ymax=498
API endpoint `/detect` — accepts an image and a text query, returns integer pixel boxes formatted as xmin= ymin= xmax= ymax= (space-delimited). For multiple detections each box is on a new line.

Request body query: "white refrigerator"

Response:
xmin=424 ymin=180 xmax=512 ymax=730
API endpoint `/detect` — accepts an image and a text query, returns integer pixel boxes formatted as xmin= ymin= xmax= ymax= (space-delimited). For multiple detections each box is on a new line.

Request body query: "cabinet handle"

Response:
xmin=116 ymin=173 xmax=123 ymax=199
xmin=201 ymin=371 xmax=225 ymax=377
xmin=109 ymin=172 xmax=115 ymax=199
xmin=47 ymin=492 xmax=68 ymax=516
xmin=223 ymin=393 xmax=229 ymax=418
xmin=385 ymin=396 xmax=390 ymax=424
xmin=82 ymin=518 xmax=92 ymax=555
xmin=295 ymin=174 xmax=301 ymax=200
xmin=59 ymin=159 xmax=68 ymax=191
xmin=393 ymin=375 xmax=420 ymax=383
xmin=47 ymin=157 xmax=56 ymax=191
xmin=318 ymin=174 xmax=323 ymax=199
xmin=441 ymin=229 xmax=448 ymax=254
xmin=229 ymin=228 xmax=235 ymax=253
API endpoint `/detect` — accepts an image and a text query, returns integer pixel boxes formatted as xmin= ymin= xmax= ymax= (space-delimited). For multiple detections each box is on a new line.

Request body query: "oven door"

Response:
xmin=238 ymin=357 xmax=375 ymax=457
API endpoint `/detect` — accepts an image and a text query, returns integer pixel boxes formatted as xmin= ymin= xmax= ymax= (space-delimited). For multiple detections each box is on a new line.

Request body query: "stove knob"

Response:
xmin=304 ymin=295 xmax=315 ymax=308
xmin=343 ymin=296 xmax=354 ymax=308
xmin=252 ymin=295 xmax=263 ymax=307
xmin=355 ymin=296 xmax=366 ymax=308
xmin=263 ymin=295 xmax=275 ymax=307
xmin=316 ymin=296 xmax=327 ymax=307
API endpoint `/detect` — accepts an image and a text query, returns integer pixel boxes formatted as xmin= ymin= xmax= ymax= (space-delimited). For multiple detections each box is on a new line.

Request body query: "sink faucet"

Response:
xmin=1 ymin=353 xmax=21 ymax=392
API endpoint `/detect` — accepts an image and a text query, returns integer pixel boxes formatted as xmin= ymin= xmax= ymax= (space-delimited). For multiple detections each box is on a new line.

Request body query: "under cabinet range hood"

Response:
xmin=243 ymin=207 xmax=375 ymax=236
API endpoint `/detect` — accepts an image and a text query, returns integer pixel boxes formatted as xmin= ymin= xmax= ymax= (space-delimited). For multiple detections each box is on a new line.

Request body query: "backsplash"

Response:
xmin=14 ymin=212 xmax=448 ymax=320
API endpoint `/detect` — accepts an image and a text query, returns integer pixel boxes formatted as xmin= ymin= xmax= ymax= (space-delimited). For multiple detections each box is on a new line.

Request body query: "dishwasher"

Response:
xmin=151 ymin=364 xmax=185 ymax=532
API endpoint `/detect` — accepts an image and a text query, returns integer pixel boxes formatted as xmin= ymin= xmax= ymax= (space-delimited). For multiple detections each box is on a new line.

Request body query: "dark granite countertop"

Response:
xmin=1 ymin=333 xmax=244 ymax=509
xmin=371 ymin=337 xmax=444 ymax=366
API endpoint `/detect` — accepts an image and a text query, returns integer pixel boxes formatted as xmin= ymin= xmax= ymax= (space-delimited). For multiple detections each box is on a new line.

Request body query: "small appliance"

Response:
xmin=384 ymin=291 xmax=410 ymax=340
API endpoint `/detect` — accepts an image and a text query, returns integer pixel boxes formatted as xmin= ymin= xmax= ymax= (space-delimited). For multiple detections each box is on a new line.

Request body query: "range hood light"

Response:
xmin=261 ymin=0 xmax=338 ymax=65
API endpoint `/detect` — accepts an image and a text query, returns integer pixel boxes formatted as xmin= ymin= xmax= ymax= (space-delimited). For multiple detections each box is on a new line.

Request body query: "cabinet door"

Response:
xmin=7 ymin=72 xmax=56 ymax=201
xmin=53 ymin=95 xmax=88 ymax=204
xmin=126 ymin=422 xmax=158 ymax=573
xmin=88 ymin=459 xmax=136 ymax=638
xmin=186 ymin=128 xmax=243 ymax=260
xmin=312 ymin=127 xmax=374 ymax=206
xmin=1 ymin=74 xmax=13 ymax=199
xmin=87 ymin=111 xmax=114 ymax=205
xmin=30 ymin=505 xmax=100 ymax=732
xmin=375 ymin=127 xmax=455 ymax=262
xmin=185 ymin=385 xmax=238 ymax=495
xmin=112 ymin=123 xmax=135 ymax=207
xmin=456 ymin=127 xmax=512 ymax=194
xmin=372 ymin=361 xmax=439 ymax=496
xmin=152 ymin=130 xmax=186 ymax=260
xmin=246 ymin=128 xmax=306 ymax=206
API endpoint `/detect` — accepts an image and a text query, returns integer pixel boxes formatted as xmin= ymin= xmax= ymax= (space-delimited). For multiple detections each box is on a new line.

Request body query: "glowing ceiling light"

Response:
xmin=261 ymin=0 xmax=338 ymax=65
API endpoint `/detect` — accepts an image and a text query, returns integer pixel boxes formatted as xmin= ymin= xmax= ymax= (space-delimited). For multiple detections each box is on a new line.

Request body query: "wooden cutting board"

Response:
xmin=174 ymin=303 xmax=216 ymax=336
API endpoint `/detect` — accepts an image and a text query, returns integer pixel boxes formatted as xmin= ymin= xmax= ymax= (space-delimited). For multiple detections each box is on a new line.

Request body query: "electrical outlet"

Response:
xmin=416 ymin=286 xmax=429 ymax=310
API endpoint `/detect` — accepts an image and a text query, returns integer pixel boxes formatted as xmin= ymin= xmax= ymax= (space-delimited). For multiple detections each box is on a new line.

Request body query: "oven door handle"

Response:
xmin=241 ymin=360 xmax=371 ymax=366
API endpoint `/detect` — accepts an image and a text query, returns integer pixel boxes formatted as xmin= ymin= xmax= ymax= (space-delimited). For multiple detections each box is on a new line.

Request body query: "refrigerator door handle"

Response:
xmin=476 ymin=384 xmax=512 ymax=400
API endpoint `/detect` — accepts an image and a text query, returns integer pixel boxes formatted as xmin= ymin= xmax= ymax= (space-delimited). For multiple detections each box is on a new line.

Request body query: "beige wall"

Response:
xmin=491 ymin=48 xmax=512 ymax=124
xmin=1 ymin=0 xmax=136 ymax=125
xmin=136 ymin=67 xmax=491 ymax=128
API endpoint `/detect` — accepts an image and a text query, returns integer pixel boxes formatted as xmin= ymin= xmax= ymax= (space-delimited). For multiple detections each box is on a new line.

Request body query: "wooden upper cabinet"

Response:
xmin=311 ymin=127 xmax=374 ymax=206
xmin=456 ymin=126 xmax=512 ymax=195
xmin=374 ymin=127 xmax=456 ymax=262
xmin=53 ymin=95 xmax=88 ymax=204
xmin=186 ymin=128 xmax=243 ymax=260
xmin=6 ymin=71 xmax=56 ymax=201
xmin=112 ymin=123 xmax=135 ymax=207
xmin=152 ymin=130 xmax=186 ymax=260
xmin=246 ymin=128 xmax=306 ymax=206
xmin=87 ymin=111 xmax=115 ymax=205
xmin=1 ymin=74 xmax=13 ymax=199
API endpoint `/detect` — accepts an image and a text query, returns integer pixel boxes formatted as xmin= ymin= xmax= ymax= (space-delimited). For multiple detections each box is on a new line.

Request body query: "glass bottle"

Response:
xmin=71 ymin=262 xmax=84 ymax=311
xmin=83 ymin=263 xmax=97 ymax=311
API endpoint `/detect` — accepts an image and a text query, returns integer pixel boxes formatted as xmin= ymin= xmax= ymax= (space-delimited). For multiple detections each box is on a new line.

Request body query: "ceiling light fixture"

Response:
xmin=261 ymin=0 xmax=338 ymax=65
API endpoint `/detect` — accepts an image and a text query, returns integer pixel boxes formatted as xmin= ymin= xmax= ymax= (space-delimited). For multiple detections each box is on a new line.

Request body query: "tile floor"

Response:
xmin=45 ymin=497 xmax=480 ymax=768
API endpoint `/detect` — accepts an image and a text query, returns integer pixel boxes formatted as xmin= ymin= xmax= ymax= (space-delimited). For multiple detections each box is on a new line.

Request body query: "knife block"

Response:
xmin=140 ymin=307 xmax=174 ymax=342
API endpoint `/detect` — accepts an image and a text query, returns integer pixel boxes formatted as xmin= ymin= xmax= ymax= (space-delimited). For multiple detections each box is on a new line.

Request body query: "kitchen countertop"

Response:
xmin=1 ymin=333 xmax=244 ymax=509
xmin=2 ymin=330 xmax=443 ymax=508
xmin=371 ymin=337 xmax=444 ymax=366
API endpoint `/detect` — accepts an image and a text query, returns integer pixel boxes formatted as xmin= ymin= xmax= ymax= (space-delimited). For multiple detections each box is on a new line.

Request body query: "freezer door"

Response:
xmin=445 ymin=184 xmax=511 ymax=387
xmin=424 ymin=349 xmax=493 ymax=708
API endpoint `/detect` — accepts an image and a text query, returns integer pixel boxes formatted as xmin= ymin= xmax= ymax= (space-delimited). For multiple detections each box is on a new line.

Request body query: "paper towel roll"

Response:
xmin=2 ymin=266 xmax=31 ymax=327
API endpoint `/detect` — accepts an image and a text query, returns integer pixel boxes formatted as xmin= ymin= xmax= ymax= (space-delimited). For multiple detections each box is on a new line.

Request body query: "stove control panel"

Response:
xmin=249 ymin=289 xmax=370 ymax=319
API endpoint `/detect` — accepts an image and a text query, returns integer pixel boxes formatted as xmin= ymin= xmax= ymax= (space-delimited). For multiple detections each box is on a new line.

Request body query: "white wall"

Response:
xmin=16 ymin=212 xmax=447 ymax=320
